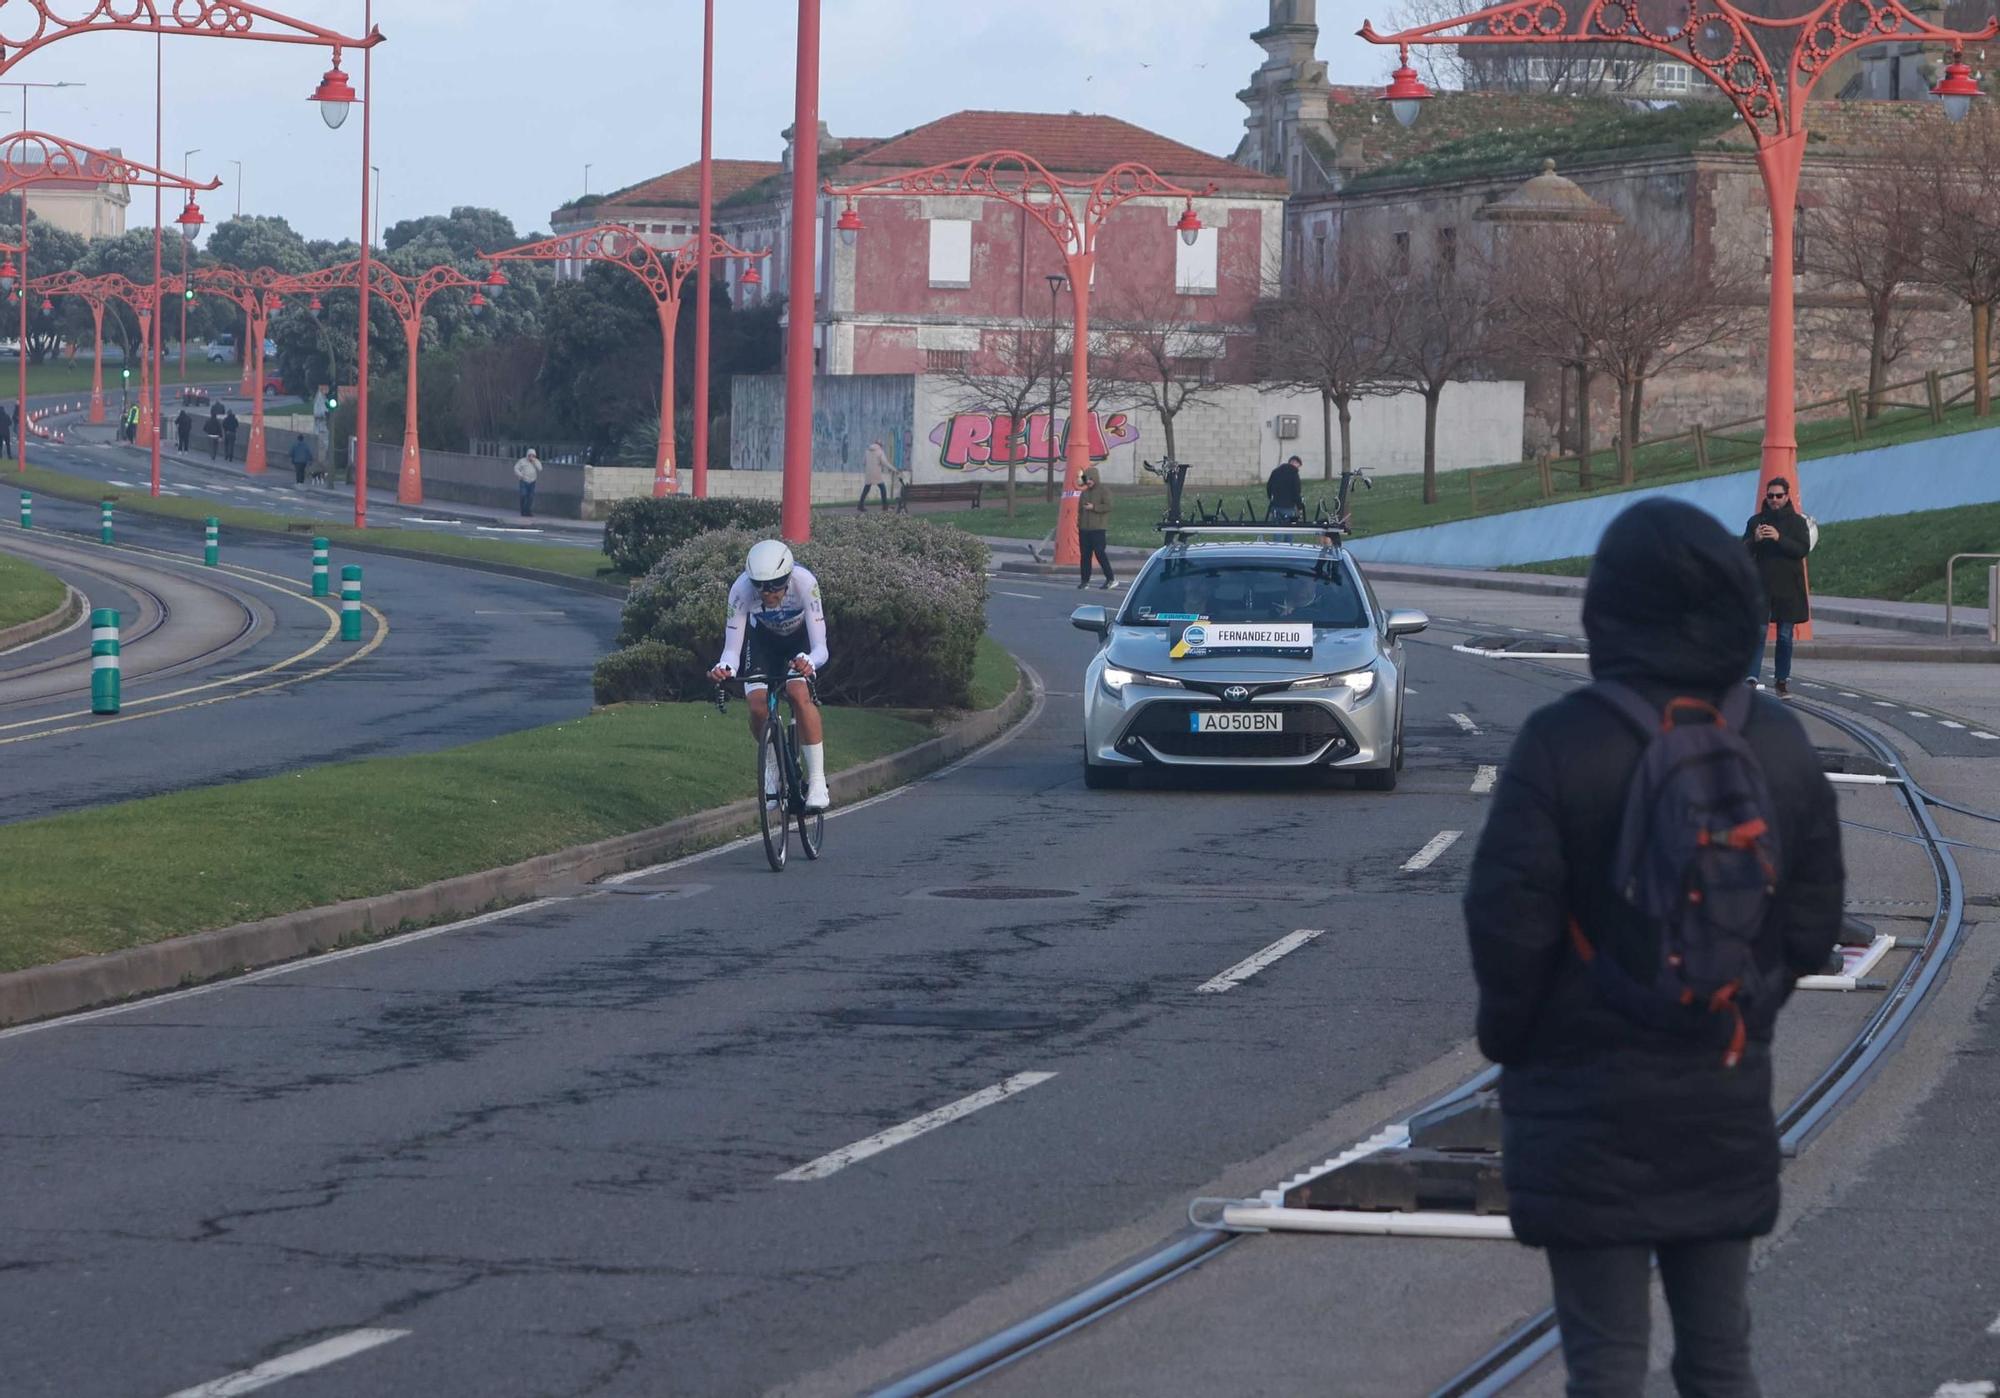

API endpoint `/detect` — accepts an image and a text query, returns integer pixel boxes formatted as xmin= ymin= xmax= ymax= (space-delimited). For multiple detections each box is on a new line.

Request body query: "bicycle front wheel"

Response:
xmin=758 ymin=714 xmax=789 ymax=872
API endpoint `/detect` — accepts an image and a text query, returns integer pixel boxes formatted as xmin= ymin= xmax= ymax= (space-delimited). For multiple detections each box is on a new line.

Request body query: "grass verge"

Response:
xmin=1501 ymin=501 xmax=2000 ymax=608
xmin=7 ymin=359 xmax=211 ymax=398
xmin=0 ymin=700 xmax=946 ymax=972
xmin=968 ymin=634 xmax=1017 ymax=711
xmin=0 ymin=547 xmax=66 ymax=630
xmin=14 ymin=462 xmax=628 ymax=585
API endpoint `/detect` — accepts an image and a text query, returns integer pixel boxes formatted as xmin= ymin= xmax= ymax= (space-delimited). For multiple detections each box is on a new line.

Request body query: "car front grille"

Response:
xmin=1122 ymin=701 xmax=1352 ymax=762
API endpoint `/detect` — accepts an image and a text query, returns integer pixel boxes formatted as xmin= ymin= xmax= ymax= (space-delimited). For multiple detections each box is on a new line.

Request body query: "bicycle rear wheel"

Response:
xmin=793 ymin=723 xmax=826 ymax=860
xmin=758 ymin=714 xmax=789 ymax=872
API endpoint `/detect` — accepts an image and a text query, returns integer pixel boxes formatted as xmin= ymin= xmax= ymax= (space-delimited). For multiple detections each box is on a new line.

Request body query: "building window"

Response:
xmin=1654 ymin=62 xmax=1692 ymax=93
xmin=1392 ymin=230 xmax=1411 ymax=277
xmin=1437 ymin=226 xmax=1457 ymax=272
xmin=929 ymin=218 xmax=973 ymax=287
xmin=1172 ymin=357 xmax=1215 ymax=384
xmin=1175 ymin=225 xmax=1218 ymax=294
xmin=925 ymin=348 xmax=970 ymax=373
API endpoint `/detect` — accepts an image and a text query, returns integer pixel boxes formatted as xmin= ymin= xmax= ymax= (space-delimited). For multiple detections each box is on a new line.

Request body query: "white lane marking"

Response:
xmin=1908 ymin=711 xmax=1931 ymax=719
xmin=1988 ymin=1308 xmax=2000 ymax=1336
xmin=1196 ymin=930 xmax=1323 ymax=993
xmin=1872 ymin=701 xmax=1896 ymax=708
xmin=1404 ymin=687 xmax=1418 ymax=695
xmin=1840 ymin=691 xmax=1860 ymax=698
xmin=777 ymin=1072 xmax=1057 ymax=1182
xmin=1975 ymin=732 xmax=2000 ymax=741
xmin=1933 ymin=1384 xmax=1996 ymax=1397
xmin=1940 ymin=721 xmax=1967 ymax=730
xmin=1470 ymin=765 xmax=1497 ymax=794
xmin=1450 ymin=712 xmax=1480 ymax=735
xmin=473 ymin=610 xmax=565 ymax=616
xmin=165 ymin=1329 xmax=411 ymax=1397
xmin=1401 ymin=830 xmax=1464 ymax=872
xmin=997 ymin=590 xmax=1040 ymax=600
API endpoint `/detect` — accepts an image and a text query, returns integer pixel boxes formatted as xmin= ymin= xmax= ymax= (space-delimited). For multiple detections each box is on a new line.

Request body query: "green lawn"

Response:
xmin=14 ymin=463 xmax=626 ymax=584
xmin=0 ymin=547 xmax=65 ymax=630
xmin=0 ymin=700 xmax=938 ymax=972
xmin=6 ymin=358 xmax=215 ymax=398
xmin=968 ymin=634 xmax=1018 ymax=711
xmin=1503 ymin=501 xmax=2000 ymax=608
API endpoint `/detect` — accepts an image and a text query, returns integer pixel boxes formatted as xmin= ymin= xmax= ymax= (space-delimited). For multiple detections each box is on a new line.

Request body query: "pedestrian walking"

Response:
xmin=1466 ymin=496 xmax=1844 ymax=1398
xmin=859 ymin=439 xmax=892 ymax=512
xmin=513 ymin=447 xmax=542 ymax=517
xmin=289 ymin=434 xmax=313 ymax=485
xmin=1076 ymin=465 xmax=1115 ymax=589
xmin=1265 ymin=453 xmax=1304 ymax=524
xmin=202 ymin=409 xmax=223 ymax=459
xmin=223 ymin=409 xmax=240 ymax=463
xmin=174 ymin=406 xmax=193 ymax=453
xmin=0 ymin=402 xmax=14 ymax=459
xmin=1744 ymin=475 xmax=1811 ymax=698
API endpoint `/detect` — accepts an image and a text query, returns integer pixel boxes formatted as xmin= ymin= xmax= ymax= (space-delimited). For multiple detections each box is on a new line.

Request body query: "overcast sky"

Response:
xmin=23 ymin=1 xmax=1397 ymax=244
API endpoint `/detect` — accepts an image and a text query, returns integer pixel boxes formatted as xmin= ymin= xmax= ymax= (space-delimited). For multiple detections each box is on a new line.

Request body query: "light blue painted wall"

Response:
xmin=1347 ymin=427 xmax=2000 ymax=568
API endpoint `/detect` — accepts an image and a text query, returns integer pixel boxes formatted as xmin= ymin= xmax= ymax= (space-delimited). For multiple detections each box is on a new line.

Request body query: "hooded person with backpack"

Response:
xmin=1466 ymin=497 xmax=1844 ymax=1397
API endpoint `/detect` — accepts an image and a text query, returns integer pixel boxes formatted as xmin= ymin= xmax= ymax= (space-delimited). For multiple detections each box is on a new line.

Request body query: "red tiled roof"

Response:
xmin=838 ymin=111 xmax=1289 ymax=195
xmin=602 ymin=159 xmax=783 ymax=211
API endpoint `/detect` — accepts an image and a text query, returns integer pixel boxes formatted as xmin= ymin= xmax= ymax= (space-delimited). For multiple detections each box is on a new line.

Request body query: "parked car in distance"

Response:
xmin=204 ymin=333 xmax=236 ymax=363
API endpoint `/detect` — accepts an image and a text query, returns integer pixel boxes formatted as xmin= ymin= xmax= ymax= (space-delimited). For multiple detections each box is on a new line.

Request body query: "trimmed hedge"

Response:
xmin=601 ymin=496 xmax=783 ymax=576
xmin=597 ymin=515 xmax=989 ymax=709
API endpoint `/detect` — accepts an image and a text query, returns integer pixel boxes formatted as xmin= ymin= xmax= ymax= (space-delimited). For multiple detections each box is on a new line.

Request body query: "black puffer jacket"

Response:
xmin=1464 ymin=498 xmax=1845 ymax=1249
xmin=1744 ymin=504 xmax=1811 ymax=623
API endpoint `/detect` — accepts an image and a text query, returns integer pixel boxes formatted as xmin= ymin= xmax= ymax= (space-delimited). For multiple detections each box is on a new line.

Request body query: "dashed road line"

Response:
xmin=1871 ymin=701 xmax=1896 ymax=708
xmin=1840 ymin=691 xmax=1860 ymax=698
xmin=1908 ymin=711 xmax=1931 ymax=718
xmin=1975 ymin=732 xmax=1999 ymax=741
xmin=1450 ymin=712 xmax=1480 ymax=735
xmin=1196 ymin=930 xmax=1323 ymax=993
xmin=1989 ymin=1308 xmax=2000 ymax=1336
xmin=1401 ymin=830 xmax=1463 ymax=872
xmin=777 ymin=1072 xmax=1058 ymax=1182
xmin=165 ymin=1329 xmax=411 ymax=1397
xmin=1470 ymin=765 xmax=1497 ymax=794
xmin=1932 ymin=1384 xmax=1996 ymax=1397
xmin=997 ymin=590 xmax=1040 ymax=600
xmin=1941 ymin=721 xmax=1967 ymax=730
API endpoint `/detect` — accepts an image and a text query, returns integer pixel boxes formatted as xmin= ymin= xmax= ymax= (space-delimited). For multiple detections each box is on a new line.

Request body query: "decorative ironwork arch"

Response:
xmin=0 ymin=3 xmax=379 ymax=75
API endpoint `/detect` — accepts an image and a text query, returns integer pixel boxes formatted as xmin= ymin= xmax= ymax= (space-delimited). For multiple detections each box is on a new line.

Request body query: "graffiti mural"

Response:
xmin=928 ymin=410 xmax=1140 ymax=474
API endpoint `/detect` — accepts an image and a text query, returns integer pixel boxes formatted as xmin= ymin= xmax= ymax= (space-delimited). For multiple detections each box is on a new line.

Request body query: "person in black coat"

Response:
xmin=1265 ymin=454 xmax=1304 ymax=523
xmin=1465 ymin=497 xmax=1844 ymax=1397
xmin=1743 ymin=476 xmax=1811 ymax=697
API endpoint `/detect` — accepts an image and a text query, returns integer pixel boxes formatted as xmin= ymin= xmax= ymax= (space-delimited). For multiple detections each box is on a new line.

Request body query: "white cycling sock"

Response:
xmin=763 ymin=745 xmax=780 ymax=794
xmin=802 ymin=743 xmax=826 ymax=788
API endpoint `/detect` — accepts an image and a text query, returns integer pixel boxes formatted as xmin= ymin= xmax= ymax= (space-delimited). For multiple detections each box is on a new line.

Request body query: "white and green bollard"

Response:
xmin=100 ymin=499 xmax=114 ymax=545
xmin=311 ymin=537 xmax=330 ymax=597
xmin=203 ymin=517 xmax=219 ymax=567
xmin=339 ymin=564 xmax=363 ymax=642
xmin=18 ymin=491 xmax=29 ymax=530
xmin=90 ymin=609 xmax=121 ymax=714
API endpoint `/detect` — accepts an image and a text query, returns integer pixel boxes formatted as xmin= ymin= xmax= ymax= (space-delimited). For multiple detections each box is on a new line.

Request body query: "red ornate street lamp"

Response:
xmin=826 ymin=153 xmax=1213 ymax=566
xmin=192 ymin=264 xmax=306 ymax=477
xmin=481 ymin=225 xmax=771 ymax=497
xmin=30 ymin=268 xmax=116 ymax=425
xmin=1360 ymin=0 xmax=1995 ymax=634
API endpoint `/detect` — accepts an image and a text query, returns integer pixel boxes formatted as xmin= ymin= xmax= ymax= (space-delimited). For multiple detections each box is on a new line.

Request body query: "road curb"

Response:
xmin=0 ymin=661 xmax=1033 ymax=1028
xmin=0 ymin=582 xmax=84 ymax=655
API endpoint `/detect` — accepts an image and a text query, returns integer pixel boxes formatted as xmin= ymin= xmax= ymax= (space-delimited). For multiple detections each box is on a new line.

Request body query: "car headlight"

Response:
xmin=1101 ymin=665 xmax=1184 ymax=695
xmin=1289 ymin=667 xmax=1376 ymax=700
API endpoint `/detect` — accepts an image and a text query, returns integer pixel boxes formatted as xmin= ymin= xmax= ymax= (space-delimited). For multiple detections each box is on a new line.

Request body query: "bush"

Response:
xmin=602 ymin=517 xmax=988 ymax=708
xmin=601 ymin=496 xmax=782 ymax=576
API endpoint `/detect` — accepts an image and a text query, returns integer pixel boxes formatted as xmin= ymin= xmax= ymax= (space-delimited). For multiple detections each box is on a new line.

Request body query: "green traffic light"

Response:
xmin=325 ymin=394 xmax=338 ymax=412
xmin=183 ymin=289 xmax=195 ymax=302
xmin=121 ymin=367 xmax=131 ymax=381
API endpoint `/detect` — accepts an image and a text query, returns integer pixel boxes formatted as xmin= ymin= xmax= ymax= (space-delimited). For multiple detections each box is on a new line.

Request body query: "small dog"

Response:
xmin=308 ymin=460 xmax=329 ymax=487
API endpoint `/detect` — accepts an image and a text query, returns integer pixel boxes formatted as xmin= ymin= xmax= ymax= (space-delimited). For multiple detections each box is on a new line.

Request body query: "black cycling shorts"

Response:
xmin=739 ymin=626 xmax=815 ymax=691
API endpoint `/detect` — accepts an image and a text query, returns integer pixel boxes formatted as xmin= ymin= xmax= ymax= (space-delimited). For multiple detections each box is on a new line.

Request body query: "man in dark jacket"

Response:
xmin=1466 ymin=497 xmax=1844 ymax=1397
xmin=1743 ymin=476 xmax=1811 ymax=697
xmin=174 ymin=406 xmax=193 ymax=453
xmin=1265 ymin=454 xmax=1304 ymax=523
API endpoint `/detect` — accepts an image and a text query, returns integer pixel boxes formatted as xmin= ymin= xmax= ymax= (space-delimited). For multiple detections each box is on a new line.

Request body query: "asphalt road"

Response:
xmin=0 ymin=487 xmax=620 ymax=825
xmin=0 ymin=563 xmax=1993 ymax=1397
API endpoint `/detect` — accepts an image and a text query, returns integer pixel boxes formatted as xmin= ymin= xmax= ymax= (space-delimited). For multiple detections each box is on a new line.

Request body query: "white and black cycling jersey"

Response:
xmin=717 ymin=565 xmax=829 ymax=675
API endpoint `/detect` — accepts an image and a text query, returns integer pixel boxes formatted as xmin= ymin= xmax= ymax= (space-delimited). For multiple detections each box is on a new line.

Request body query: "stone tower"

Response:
xmin=1234 ymin=0 xmax=1335 ymax=192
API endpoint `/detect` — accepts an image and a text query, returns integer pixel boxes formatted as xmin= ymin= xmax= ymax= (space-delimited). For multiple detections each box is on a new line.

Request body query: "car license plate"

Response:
xmin=1191 ymin=710 xmax=1282 ymax=733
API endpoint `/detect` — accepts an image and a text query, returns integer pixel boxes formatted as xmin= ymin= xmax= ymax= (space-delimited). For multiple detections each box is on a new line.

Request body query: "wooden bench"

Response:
xmin=897 ymin=481 xmax=984 ymax=511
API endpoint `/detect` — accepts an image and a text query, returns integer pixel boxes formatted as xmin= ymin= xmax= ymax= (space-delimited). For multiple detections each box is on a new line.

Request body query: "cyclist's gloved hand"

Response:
xmin=790 ymin=657 xmax=815 ymax=677
xmin=709 ymin=664 xmax=734 ymax=682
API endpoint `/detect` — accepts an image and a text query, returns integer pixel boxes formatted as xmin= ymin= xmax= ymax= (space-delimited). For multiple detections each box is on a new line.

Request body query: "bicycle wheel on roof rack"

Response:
xmin=759 ymin=714 xmax=789 ymax=872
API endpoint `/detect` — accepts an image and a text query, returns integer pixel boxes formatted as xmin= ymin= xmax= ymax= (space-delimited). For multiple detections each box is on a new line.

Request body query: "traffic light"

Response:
xmin=121 ymin=366 xmax=131 ymax=382
xmin=183 ymin=288 xmax=195 ymax=302
xmin=325 ymin=389 xmax=339 ymax=413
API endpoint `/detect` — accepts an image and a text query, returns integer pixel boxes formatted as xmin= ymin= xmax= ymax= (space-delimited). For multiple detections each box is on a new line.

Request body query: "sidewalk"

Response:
xmin=983 ymin=535 xmax=1998 ymax=661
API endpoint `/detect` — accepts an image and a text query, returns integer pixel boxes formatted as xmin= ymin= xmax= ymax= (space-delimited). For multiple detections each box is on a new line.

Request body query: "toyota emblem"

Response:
xmin=1223 ymin=685 xmax=1251 ymax=703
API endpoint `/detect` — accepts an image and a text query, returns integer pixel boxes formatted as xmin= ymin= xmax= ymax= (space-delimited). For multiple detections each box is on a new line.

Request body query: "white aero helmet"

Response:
xmin=746 ymin=539 xmax=795 ymax=585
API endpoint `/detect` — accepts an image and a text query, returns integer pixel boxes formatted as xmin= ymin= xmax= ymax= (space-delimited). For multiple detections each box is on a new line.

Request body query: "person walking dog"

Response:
xmin=1466 ymin=497 xmax=1843 ymax=1398
xmin=1744 ymin=475 xmax=1811 ymax=697
xmin=513 ymin=448 xmax=542 ymax=517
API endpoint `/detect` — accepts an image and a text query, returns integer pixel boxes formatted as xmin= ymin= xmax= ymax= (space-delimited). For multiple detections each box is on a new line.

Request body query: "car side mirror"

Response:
xmin=1385 ymin=608 xmax=1429 ymax=639
xmin=1070 ymin=605 xmax=1110 ymax=637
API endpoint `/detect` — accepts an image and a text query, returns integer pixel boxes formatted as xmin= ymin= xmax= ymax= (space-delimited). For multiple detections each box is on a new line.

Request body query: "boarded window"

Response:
xmin=1175 ymin=226 xmax=1218 ymax=294
xmin=1392 ymin=230 xmax=1411 ymax=277
xmin=929 ymin=218 xmax=973 ymax=286
xmin=925 ymin=348 xmax=970 ymax=373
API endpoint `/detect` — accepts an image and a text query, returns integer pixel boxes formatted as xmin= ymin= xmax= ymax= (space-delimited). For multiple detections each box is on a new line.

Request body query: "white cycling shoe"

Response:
xmin=763 ymin=752 xmax=781 ymax=803
xmin=804 ymin=777 xmax=831 ymax=812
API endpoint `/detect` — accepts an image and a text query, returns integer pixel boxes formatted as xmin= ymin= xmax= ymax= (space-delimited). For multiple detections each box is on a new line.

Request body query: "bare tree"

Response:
xmin=1914 ymin=110 xmax=2000 ymax=416
xmin=1098 ymin=286 xmax=1234 ymax=468
xmin=1261 ymin=254 xmax=1396 ymax=507
xmin=1802 ymin=159 xmax=1931 ymax=417
xmin=1488 ymin=226 xmax=1609 ymax=487
xmin=1380 ymin=250 xmax=1504 ymax=504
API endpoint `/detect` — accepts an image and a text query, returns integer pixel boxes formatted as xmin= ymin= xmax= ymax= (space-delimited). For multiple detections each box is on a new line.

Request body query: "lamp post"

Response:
xmin=1045 ymin=272 xmax=1067 ymax=508
xmin=826 ymin=153 xmax=1212 ymax=565
xmin=781 ymin=0 xmax=823 ymax=544
xmin=692 ymin=0 xmax=717 ymax=497
xmin=1358 ymin=1 xmax=1995 ymax=632
xmin=192 ymin=264 xmax=302 ymax=476
xmin=482 ymin=225 xmax=770 ymax=497
xmin=29 ymin=268 xmax=112 ymax=424
xmin=178 ymin=147 xmax=200 ymax=377
xmin=1 ymin=80 xmax=83 ymax=473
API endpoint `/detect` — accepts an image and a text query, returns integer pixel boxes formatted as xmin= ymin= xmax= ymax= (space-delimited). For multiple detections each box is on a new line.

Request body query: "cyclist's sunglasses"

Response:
xmin=756 ymin=575 xmax=791 ymax=594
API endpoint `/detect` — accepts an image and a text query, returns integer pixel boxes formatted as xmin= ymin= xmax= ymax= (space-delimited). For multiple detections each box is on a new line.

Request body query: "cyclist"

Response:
xmin=708 ymin=540 xmax=831 ymax=811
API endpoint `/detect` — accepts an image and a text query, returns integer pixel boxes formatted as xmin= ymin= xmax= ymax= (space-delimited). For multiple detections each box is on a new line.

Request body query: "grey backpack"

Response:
xmin=1568 ymin=680 xmax=1784 ymax=1067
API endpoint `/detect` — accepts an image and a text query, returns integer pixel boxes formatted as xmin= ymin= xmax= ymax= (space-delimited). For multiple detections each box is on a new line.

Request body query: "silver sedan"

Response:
xmin=1071 ymin=538 xmax=1427 ymax=790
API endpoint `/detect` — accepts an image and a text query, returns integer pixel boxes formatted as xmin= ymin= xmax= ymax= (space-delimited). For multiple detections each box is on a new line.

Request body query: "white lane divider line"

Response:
xmin=1940 ymin=721 xmax=1967 ymax=730
xmin=1933 ymin=1383 xmax=1996 ymax=1397
xmin=998 ymin=590 xmax=1040 ymax=600
xmin=1907 ymin=711 xmax=1931 ymax=719
xmin=1871 ymin=701 xmax=1896 ymax=708
xmin=1470 ymin=765 xmax=1497 ymax=795
xmin=1404 ymin=686 xmax=1419 ymax=695
xmin=1196 ymin=930 xmax=1324 ymax=993
xmin=1840 ymin=691 xmax=1860 ymax=698
xmin=1975 ymin=732 xmax=2000 ymax=741
xmin=165 ymin=1329 xmax=411 ymax=1398
xmin=1450 ymin=713 xmax=1480 ymax=735
xmin=777 ymin=1072 xmax=1057 ymax=1182
xmin=1988 ymin=1308 xmax=2000 ymax=1336
xmin=1401 ymin=830 xmax=1464 ymax=873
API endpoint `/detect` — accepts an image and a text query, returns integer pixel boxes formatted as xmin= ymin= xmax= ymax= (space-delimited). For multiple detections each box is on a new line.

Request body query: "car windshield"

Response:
xmin=1122 ymin=558 xmax=1369 ymax=629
